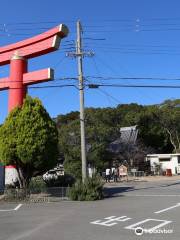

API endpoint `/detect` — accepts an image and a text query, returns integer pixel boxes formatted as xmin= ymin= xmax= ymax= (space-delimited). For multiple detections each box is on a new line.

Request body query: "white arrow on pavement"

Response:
xmin=155 ymin=203 xmax=180 ymax=214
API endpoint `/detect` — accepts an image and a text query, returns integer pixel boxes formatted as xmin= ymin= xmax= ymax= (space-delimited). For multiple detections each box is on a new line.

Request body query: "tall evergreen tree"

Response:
xmin=0 ymin=96 xmax=58 ymax=188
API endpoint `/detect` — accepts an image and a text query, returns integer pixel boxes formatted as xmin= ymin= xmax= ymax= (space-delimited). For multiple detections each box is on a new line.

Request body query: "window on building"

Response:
xmin=159 ymin=158 xmax=170 ymax=162
xmin=178 ymin=156 xmax=180 ymax=164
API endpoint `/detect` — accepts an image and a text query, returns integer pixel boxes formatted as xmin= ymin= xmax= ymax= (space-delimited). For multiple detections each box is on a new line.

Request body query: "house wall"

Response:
xmin=149 ymin=156 xmax=159 ymax=172
xmin=5 ymin=165 xmax=18 ymax=186
xmin=170 ymin=156 xmax=179 ymax=174
xmin=147 ymin=154 xmax=180 ymax=175
xmin=160 ymin=159 xmax=176 ymax=174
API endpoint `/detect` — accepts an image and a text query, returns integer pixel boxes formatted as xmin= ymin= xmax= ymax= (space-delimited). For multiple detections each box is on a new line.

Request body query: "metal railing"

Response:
xmin=128 ymin=171 xmax=145 ymax=179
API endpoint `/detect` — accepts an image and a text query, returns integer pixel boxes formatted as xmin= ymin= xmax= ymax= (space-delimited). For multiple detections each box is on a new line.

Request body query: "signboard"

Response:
xmin=119 ymin=165 xmax=128 ymax=176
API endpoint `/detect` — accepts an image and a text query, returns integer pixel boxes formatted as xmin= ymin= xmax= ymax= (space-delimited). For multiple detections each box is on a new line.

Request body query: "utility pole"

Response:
xmin=66 ymin=20 xmax=94 ymax=182
xmin=77 ymin=20 xmax=87 ymax=182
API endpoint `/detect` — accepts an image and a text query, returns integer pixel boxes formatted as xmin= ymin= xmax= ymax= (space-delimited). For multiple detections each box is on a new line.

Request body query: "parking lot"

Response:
xmin=0 ymin=179 xmax=180 ymax=240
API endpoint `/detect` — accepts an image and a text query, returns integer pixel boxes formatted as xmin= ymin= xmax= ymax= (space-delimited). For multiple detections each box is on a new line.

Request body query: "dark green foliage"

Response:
xmin=0 ymin=96 xmax=59 ymax=188
xmin=68 ymin=175 xmax=104 ymax=201
xmin=58 ymin=110 xmax=118 ymax=179
xmin=158 ymin=100 xmax=180 ymax=153
xmin=29 ymin=176 xmax=46 ymax=193
xmin=116 ymin=103 xmax=143 ymax=127
xmin=137 ymin=106 xmax=171 ymax=152
xmin=56 ymin=100 xmax=180 ymax=176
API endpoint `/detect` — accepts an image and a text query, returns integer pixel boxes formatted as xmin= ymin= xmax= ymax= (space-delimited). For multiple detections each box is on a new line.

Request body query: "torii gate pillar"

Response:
xmin=9 ymin=54 xmax=27 ymax=112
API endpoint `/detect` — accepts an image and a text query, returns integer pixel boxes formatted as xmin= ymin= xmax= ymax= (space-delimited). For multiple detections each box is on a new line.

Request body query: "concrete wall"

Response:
xmin=147 ymin=154 xmax=180 ymax=175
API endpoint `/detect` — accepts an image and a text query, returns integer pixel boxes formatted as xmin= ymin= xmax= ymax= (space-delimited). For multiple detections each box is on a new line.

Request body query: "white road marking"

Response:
xmin=125 ymin=218 xmax=172 ymax=232
xmin=90 ymin=216 xmax=131 ymax=227
xmin=14 ymin=204 xmax=23 ymax=211
xmin=122 ymin=194 xmax=180 ymax=197
xmin=0 ymin=204 xmax=23 ymax=212
xmin=155 ymin=203 xmax=180 ymax=214
xmin=0 ymin=209 xmax=13 ymax=212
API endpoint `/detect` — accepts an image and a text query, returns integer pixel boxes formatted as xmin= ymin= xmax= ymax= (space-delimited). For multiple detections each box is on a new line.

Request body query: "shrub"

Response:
xmin=68 ymin=175 xmax=104 ymax=201
xmin=29 ymin=176 xmax=46 ymax=193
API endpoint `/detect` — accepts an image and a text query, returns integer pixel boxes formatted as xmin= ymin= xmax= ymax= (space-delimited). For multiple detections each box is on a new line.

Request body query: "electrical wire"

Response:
xmin=87 ymin=84 xmax=180 ymax=89
xmin=85 ymin=76 xmax=180 ymax=81
xmin=3 ymin=84 xmax=180 ymax=90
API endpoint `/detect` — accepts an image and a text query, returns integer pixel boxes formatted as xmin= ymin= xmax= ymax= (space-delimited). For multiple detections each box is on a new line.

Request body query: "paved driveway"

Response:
xmin=0 ymin=179 xmax=180 ymax=240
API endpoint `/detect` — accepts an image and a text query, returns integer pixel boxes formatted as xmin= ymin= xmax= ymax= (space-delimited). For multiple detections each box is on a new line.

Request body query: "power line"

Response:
xmin=4 ymin=84 xmax=180 ymax=90
xmin=96 ymin=87 xmax=122 ymax=105
xmin=85 ymin=76 xmax=180 ymax=81
xmin=1 ymin=84 xmax=76 ymax=90
xmin=87 ymin=49 xmax=180 ymax=56
xmin=0 ymin=20 xmax=76 ymax=26
xmin=88 ymin=55 xmax=122 ymax=105
xmin=93 ymin=53 xmax=155 ymax=102
xmin=87 ymin=84 xmax=180 ymax=89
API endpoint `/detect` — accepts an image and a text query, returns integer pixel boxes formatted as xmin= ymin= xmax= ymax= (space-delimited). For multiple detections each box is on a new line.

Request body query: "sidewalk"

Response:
xmin=139 ymin=175 xmax=180 ymax=182
xmin=104 ymin=175 xmax=180 ymax=186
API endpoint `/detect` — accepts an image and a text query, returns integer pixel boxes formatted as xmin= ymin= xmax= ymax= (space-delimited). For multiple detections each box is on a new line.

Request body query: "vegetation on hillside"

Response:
xmin=0 ymin=97 xmax=179 ymax=189
xmin=56 ymin=99 xmax=180 ymax=178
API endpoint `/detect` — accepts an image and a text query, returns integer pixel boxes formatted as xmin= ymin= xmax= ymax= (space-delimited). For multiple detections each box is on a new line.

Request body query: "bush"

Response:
xmin=4 ymin=188 xmax=29 ymax=201
xmin=68 ymin=175 xmax=104 ymax=201
xmin=29 ymin=176 xmax=46 ymax=193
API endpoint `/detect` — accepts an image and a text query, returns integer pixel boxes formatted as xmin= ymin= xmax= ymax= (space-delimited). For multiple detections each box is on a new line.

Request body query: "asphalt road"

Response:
xmin=0 ymin=179 xmax=180 ymax=240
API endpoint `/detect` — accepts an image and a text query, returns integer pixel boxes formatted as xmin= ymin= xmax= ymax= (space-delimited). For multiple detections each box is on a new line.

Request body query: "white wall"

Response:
xmin=5 ymin=166 xmax=18 ymax=186
xmin=160 ymin=161 xmax=173 ymax=174
xmin=149 ymin=156 xmax=159 ymax=171
xmin=170 ymin=156 xmax=178 ymax=174
xmin=147 ymin=154 xmax=180 ymax=175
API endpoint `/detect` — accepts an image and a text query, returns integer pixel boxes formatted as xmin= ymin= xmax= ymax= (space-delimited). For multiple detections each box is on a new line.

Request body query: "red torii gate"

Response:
xmin=0 ymin=24 xmax=68 ymax=112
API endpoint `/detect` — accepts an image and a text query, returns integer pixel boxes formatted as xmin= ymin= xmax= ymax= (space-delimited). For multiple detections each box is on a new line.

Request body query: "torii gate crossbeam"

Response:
xmin=0 ymin=24 xmax=68 ymax=112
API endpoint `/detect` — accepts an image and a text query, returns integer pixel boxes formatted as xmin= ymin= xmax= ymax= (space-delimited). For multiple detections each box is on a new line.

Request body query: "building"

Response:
xmin=119 ymin=126 xmax=138 ymax=144
xmin=146 ymin=154 xmax=180 ymax=175
xmin=109 ymin=125 xmax=138 ymax=153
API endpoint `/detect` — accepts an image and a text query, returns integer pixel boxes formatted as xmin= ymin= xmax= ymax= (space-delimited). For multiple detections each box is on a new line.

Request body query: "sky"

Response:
xmin=1 ymin=0 xmax=180 ymax=123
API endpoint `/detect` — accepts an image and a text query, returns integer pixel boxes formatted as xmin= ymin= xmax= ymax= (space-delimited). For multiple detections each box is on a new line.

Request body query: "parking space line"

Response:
xmin=122 ymin=194 xmax=180 ymax=197
xmin=14 ymin=204 xmax=23 ymax=211
xmin=155 ymin=203 xmax=180 ymax=214
xmin=0 ymin=204 xmax=23 ymax=212
xmin=125 ymin=218 xmax=172 ymax=232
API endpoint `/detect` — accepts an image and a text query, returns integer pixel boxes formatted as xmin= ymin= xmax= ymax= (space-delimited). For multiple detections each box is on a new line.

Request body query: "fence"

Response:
xmin=1 ymin=187 xmax=70 ymax=202
xmin=128 ymin=171 xmax=145 ymax=180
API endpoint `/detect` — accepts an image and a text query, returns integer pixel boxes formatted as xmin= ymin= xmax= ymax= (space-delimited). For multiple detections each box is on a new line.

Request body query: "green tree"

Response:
xmin=116 ymin=103 xmax=143 ymax=127
xmin=57 ymin=99 xmax=180 ymax=179
xmin=159 ymin=99 xmax=180 ymax=153
xmin=0 ymin=96 xmax=58 ymax=188
xmin=57 ymin=108 xmax=118 ymax=179
xmin=137 ymin=105 xmax=170 ymax=152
